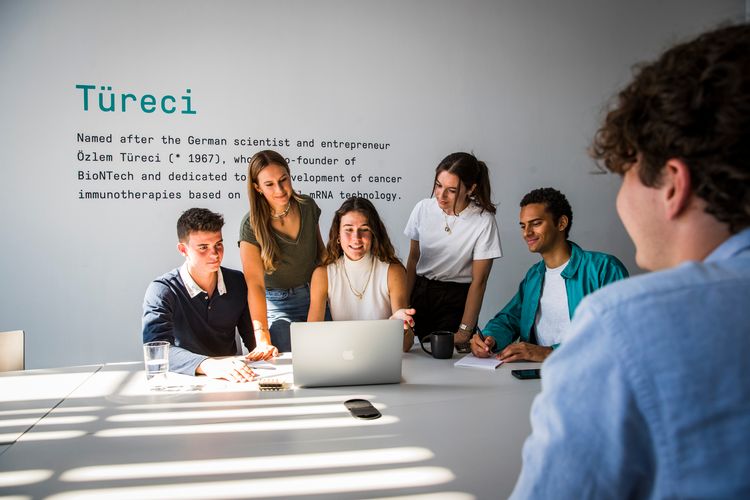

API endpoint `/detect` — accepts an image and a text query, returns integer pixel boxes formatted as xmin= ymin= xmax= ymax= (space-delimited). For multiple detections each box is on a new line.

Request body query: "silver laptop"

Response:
xmin=290 ymin=319 xmax=404 ymax=388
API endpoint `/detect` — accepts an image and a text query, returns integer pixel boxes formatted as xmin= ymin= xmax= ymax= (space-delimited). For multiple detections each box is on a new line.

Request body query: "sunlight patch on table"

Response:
xmin=48 ymin=466 xmax=454 ymax=499
xmin=65 ymin=372 xmax=131 ymax=398
xmin=95 ymin=415 xmax=398 ymax=438
xmin=7 ymin=430 xmax=86 ymax=442
xmin=0 ymin=406 xmax=103 ymax=418
xmin=61 ymin=447 xmax=433 ymax=481
xmin=363 ymin=494 xmax=475 ymax=500
xmin=107 ymin=403 xmax=382 ymax=422
xmin=0 ymin=374 xmax=93 ymax=402
xmin=0 ymin=469 xmax=53 ymax=487
xmin=117 ymin=394 xmax=377 ymax=411
xmin=0 ymin=416 xmax=97 ymax=428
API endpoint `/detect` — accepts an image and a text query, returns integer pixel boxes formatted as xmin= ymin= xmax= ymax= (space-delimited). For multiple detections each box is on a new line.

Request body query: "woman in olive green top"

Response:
xmin=239 ymin=150 xmax=325 ymax=353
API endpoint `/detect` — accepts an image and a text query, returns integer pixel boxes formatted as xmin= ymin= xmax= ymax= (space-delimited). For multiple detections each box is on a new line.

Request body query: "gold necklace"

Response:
xmin=443 ymin=211 xmax=458 ymax=233
xmin=342 ymin=255 xmax=374 ymax=300
xmin=442 ymin=203 xmax=468 ymax=233
xmin=270 ymin=203 xmax=291 ymax=225
xmin=270 ymin=203 xmax=291 ymax=219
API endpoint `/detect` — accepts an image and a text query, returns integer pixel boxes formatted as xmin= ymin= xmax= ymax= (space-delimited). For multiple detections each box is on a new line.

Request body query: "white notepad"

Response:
xmin=454 ymin=354 xmax=504 ymax=370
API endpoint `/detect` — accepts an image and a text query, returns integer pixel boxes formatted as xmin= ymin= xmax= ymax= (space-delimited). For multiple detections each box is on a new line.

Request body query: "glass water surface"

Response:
xmin=146 ymin=359 xmax=168 ymax=382
xmin=143 ymin=341 xmax=170 ymax=390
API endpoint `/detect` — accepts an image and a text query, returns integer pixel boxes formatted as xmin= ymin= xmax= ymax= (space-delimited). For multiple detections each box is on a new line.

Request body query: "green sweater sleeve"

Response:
xmin=482 ymin=281 xmax=525 ymax=351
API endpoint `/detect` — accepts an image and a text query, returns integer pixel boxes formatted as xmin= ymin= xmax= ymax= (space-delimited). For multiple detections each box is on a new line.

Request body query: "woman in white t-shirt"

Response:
xmin=308 ymin=197 xmax=415 ymax=352
xmin=404 ymin=152 xmax=502 ymax=348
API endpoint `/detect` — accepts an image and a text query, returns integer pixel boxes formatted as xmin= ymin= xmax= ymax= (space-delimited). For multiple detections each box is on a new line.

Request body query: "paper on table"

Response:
xmin=454 ymin=354 xmax=504 ymax=370
xmin=250 ymin=359 xmax=294 ymax=381
xmin=251 ymin=360 xmax=279 ymax=371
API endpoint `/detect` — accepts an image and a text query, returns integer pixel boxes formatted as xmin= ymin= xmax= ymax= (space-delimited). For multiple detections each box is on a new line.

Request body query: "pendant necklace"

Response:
xmin=442 ymin=203 xmax=468 ymax=233
xmin=342 ymin=255 xmax=375 ymax=300
xmin=443 ymin=211 xmax=458 ymax=233
xmin=270 ymin=203 xmax=291 ymax=225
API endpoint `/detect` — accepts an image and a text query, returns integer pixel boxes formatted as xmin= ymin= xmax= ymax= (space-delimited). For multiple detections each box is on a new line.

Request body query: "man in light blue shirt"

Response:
xmin=511 ymin=24 xmax=750 ymax=498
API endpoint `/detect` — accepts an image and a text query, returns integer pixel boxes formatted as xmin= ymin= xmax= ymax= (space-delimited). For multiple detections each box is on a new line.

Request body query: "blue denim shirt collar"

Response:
xmin=705 ymin=228 xmax=750 ymax=263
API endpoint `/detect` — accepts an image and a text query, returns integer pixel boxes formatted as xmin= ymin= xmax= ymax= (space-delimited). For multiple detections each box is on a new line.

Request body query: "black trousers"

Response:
xmin=410 ymin=275 xmax=470 ymax=340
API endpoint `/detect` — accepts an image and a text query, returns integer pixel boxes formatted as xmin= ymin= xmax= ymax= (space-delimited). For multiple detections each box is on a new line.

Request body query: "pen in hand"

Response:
xmin=476 ymin=330 xmax=491 ymax=353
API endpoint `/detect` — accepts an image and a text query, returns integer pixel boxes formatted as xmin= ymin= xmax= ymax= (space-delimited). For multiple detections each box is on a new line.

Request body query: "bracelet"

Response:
xmin=458 ymin=323 xmax=474 ymax=333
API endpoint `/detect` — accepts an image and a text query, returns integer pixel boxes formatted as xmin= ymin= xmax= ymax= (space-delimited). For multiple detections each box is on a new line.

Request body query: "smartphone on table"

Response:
xmin=511 ymin=369 xmax=541 ymax=380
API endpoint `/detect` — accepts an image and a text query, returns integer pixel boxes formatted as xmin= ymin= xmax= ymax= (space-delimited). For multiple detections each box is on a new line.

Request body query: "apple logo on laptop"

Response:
xmin=342 ymin=349 xmax=355 ymax=361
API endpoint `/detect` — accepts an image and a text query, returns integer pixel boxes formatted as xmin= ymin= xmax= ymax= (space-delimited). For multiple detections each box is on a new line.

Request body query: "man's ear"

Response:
xmin=662 ymin=158 xmax=692 ymax=220
xmin=557 ymin=214 xmax=569 ymax=232
xmin=177 ymin=242 xmax=188 ymax=257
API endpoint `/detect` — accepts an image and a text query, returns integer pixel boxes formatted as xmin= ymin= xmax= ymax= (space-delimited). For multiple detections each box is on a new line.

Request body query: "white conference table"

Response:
xmin=0 ymin=350 xmax=542 ymax=499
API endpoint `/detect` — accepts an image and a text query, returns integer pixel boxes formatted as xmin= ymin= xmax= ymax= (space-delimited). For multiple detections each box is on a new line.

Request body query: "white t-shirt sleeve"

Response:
xmin=472 ymin=213 xmax=503 ymax=260
xmin=403 ymin=200 xmax=424 ymax=241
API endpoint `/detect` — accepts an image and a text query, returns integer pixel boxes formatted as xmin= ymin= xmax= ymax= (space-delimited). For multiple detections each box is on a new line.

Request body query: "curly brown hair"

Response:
xmin=177 ymin=208 xmax=224 ymax=242
xmin=591 ymin=23 xmax=750 ymax=233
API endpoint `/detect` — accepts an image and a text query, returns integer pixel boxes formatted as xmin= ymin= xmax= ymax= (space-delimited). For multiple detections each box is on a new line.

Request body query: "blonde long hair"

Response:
xmin=247 ymin=150 xmax=303 ymax=274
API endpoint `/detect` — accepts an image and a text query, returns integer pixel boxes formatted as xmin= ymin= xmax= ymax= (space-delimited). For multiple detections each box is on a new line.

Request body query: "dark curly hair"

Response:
xmin=177 ymin=208 xmax=224 ymax=242
xmin=520 ymin=188 xmax=573 ymax=239
xmin=591 ymin=23 xmax=750 ymax=233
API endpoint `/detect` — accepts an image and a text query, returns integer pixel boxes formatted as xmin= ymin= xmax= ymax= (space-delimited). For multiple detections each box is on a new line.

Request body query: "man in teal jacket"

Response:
xmin=471 ymin=188 xmax=628 ymax=362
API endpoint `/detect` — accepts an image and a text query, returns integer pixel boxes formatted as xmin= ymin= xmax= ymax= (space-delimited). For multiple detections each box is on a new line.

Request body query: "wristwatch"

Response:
xmin=458 ymin=323 xmax=473 ymax=333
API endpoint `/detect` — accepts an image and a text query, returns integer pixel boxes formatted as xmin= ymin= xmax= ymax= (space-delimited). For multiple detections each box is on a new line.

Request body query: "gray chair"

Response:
xmin=0 ymin=330 xmax=25 ymax=371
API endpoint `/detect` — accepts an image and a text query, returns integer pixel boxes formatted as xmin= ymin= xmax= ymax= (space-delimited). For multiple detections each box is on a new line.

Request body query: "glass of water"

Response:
xmin=143 ymin=341 xmax=170 ymax=390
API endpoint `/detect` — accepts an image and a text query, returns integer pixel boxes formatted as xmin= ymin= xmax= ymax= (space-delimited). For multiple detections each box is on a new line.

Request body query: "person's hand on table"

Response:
xmin=246 ymin=342 xmax=278 ymax=361
xmin=390 ymin=308 xmax=416 ymax=329
xmin=497 ymin=342 xmax=552 ymax=362
xmin=197 ymin=357 xmax=256 ymax=382
xmin=470 ymin=333 xmax=496 ymax=358
xmin=390 ymin=308 xmax=416 ymax=352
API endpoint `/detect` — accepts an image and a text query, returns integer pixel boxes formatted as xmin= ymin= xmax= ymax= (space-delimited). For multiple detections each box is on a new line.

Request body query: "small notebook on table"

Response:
xmin=454 ymin=354 xmax=504 ymax=370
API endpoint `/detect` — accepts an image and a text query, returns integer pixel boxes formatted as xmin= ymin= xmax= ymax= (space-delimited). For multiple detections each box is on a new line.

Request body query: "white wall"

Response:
xmin=0 ymin=0 xmax=744 ymax=369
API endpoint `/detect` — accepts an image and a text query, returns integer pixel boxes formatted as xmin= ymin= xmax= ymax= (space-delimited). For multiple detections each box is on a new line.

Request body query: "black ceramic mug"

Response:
xmin=420 ymin=331 xmax=454 ymax=359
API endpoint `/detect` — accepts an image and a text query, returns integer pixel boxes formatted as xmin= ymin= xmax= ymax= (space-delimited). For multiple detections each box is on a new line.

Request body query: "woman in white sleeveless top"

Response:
xmin=308 ymin=197 xmax=415 ymax=351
